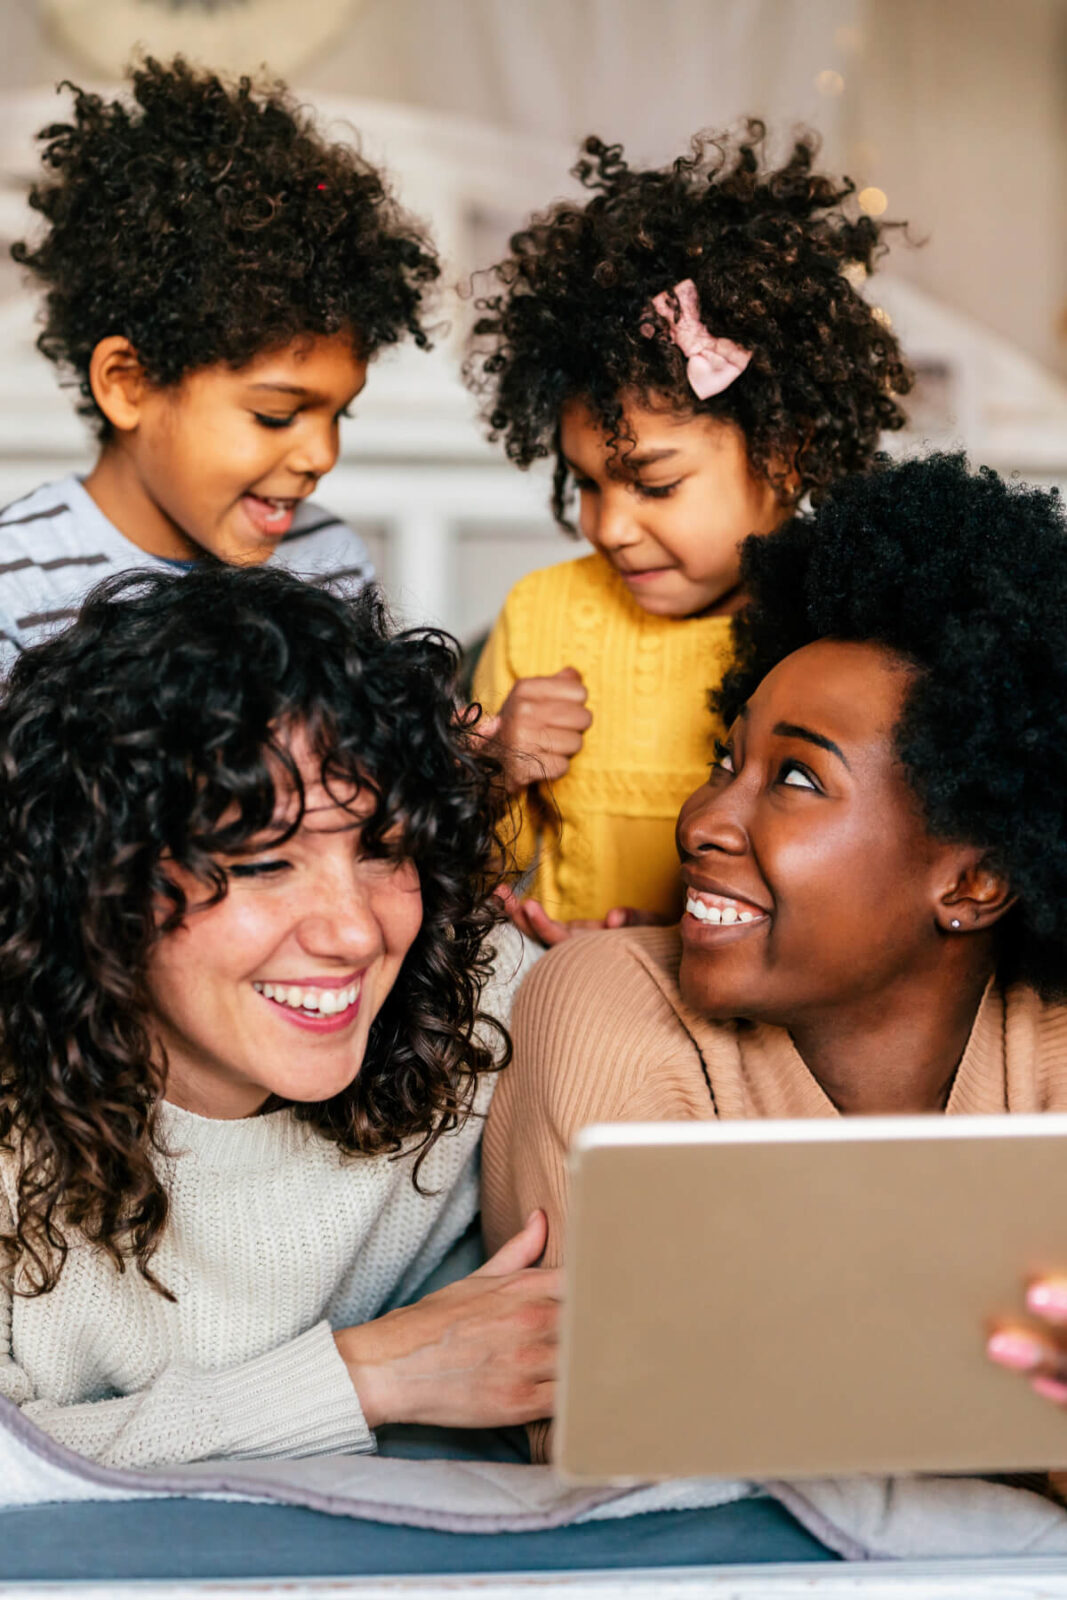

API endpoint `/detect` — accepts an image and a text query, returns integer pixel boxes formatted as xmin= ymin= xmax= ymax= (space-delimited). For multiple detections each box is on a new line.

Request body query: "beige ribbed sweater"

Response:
xmin=1 ymin=1082 xmax=490 ymax=1471
xmin=482 ymin=926 xmax=1067 ymax=1463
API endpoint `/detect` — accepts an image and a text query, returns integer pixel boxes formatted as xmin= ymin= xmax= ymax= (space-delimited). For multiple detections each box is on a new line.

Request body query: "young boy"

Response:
xmin=2 ymin=58 xmax=439 ymax=667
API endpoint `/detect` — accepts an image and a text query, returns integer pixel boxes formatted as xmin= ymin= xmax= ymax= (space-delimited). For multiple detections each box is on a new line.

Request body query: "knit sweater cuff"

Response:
xmin=206 ymin=1320 xmax=375 ymax=1461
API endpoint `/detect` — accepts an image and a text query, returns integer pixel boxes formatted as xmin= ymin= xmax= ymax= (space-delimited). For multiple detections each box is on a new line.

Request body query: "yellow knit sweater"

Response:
xmin=472 ymin=555 xmax=734 ymax=922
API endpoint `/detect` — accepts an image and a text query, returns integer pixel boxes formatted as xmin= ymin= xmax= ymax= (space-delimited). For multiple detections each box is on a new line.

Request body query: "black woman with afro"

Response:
xmin=484 ymin=454 xmax=1067 ymax=1497
xmin=468 ymin=123 xmax=912 ymax=944
xmin=0 ymin=565 xmax=561 ymax=1470
xmin=0 ymin=58 xmax=439 ymax=668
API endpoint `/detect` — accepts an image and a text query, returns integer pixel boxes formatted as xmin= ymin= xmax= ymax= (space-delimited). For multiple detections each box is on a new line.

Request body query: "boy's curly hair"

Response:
xmin=0 ymin=568 xmax=507 ymax=1298
xmin=715 ymin=452 xmax=1067 ymax=998
xmin=469 ymin=122 xmax=912 ymax=527
xmin=12 ymin=58 xmax=439 ymax=438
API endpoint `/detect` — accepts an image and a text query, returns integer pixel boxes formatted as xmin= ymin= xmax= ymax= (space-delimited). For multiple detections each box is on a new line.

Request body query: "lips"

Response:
xmin=681 ymin=879 xmax=771 ymax=944
xmin=617 ymin=565 xmax=675 ymax=584
xmin=682 ymin=877 xmax=770 ymax=917
xmin=241 ymin=493 xmax=299 ymax=539
xmin=252 ymin=976 xmax=363 ymax=1034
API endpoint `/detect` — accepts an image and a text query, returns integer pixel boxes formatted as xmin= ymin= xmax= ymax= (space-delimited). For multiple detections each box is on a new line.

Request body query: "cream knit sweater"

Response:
xmin=0 ymin=1081 xmax=490 ymax=1471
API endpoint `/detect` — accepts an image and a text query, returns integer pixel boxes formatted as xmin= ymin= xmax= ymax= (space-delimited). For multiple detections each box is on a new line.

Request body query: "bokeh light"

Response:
xmin=815 ymin=69 xmax=845 ymax=97
xmin=858 ymin=186 xmax=889 ymax=216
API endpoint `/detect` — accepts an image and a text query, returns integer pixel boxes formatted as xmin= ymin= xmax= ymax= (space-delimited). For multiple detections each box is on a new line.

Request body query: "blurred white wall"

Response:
xmin=5 ymin=0 xmax=1066 ymax=374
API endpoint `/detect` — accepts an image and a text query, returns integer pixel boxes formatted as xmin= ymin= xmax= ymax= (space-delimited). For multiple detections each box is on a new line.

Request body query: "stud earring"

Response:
xmin=950 ymin=918 xmax=961 ymax=930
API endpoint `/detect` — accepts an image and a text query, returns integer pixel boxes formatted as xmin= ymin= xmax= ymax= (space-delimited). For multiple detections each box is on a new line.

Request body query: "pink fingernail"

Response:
xmin=1027 ymin=1282 xmax=1067 ymax=1318
xmin=987 ymin=1331 xmax=1044 ymax=1371
xmin=1032 ymin=1376 xmax=1067 ymax=1404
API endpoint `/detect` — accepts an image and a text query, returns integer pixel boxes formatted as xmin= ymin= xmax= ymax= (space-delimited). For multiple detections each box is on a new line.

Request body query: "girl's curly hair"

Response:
xmin=715 ymin=452 xmax=1067 ymax=998
xmin=469 ymin=122 xmax=912 ymax=527
xmin=12 ymin=57 xmax=439 ymax=438
xmin=0 ymin=568 xmax=507 ymax=1298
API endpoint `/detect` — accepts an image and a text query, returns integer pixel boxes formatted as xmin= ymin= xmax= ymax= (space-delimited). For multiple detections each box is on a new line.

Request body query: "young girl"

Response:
xmin=1 ymin=58 xmax=438 ymax=668
xmin=0 ymin=567 xmax=556 ymax=1470
xmin=469 ymin=123 xmax=911 ymax=939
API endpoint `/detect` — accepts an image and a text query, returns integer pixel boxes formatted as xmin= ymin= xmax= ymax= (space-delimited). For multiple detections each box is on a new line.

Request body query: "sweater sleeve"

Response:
xmin=0 ymin=1185 xmax=373 ymax=1471
xmin=481 ymin=929 xmax=694 ymax=1265
xmin=471 ymin=599 xmax=517 ymax=718
xmin=472 ymin=593 xmax=539 ymax=878
xmin=482 ymin=930 xmax=691 ymax=1462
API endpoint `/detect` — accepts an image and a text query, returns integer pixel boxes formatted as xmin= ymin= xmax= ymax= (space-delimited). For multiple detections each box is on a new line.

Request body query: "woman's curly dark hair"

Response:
xmin=715 ymin=452 xmax=1067 ymax=999
xmin=469 ymin=122 xmax=912 ymax=527
xmin=0 ymin=567 xmax=507 ymax=1297
xmin=12 ymin=57 xmax=439 ymax=438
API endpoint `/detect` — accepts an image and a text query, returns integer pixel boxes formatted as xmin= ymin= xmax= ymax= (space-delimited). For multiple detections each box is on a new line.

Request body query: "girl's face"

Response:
xmin=677 ymin=639 xmax=997 ymax=1029
xmin=559 ymin=394 xmax=788 ymax=617
xmin=145 ymin=730 xmax=424 ymax=1119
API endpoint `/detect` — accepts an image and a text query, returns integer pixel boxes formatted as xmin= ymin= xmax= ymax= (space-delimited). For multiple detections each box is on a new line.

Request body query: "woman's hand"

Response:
xmin=485 ymin=667 xmax=592 ymax=795
xmin=335 ymin=1210 xmax=559 ymax=1431
xmin=987 ymin=1277 xmax=1067 ymax=1405
xmin=498 ymin=885 xmax=671 ymax=948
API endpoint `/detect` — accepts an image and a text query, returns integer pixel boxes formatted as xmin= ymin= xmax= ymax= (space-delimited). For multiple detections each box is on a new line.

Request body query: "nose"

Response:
xmin=288 ymin=418 xmax=339 ymax=483
xmin=677 ymin=781 xmax=750 ymax=862
xmin=294 ymin=873 xmax=382 ymax=965
xmin=583 ymin=487 xmax=641 ymax=553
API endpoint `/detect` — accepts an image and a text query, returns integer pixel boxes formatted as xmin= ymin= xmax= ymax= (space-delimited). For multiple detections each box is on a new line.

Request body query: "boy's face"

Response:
xmin=90 ymin=332 xmax=368 ymax=564
xmin=559 ymin=394 xmax=788 ymax=617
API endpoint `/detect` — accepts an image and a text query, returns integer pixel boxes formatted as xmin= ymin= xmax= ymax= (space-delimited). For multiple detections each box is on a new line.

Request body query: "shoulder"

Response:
xmin=0 ymin=477 xmax=120 ymax=647
xmin=270 ymin=500 xmax=373 ymax=591
xmin=0 ymin=479 xmax=74 ymax=527
xmin=1007 ymin=983 xmax=1067 ymax=1107
xmin=484 ymin=555 xmax=625 ymax=678
xmin=510 ymin=925 xmax=700 ymax=1115
xmin=516 ymin=923 xmax=684 ymax=1010
xmin=498 ymin=554 xmax=614 ymax=617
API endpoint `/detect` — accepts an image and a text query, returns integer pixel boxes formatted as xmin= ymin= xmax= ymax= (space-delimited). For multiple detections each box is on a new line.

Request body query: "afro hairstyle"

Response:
xmin=468 ymin=121 xmax=912 ymax=528
xmin=12 ymin=57 xmax=439 ymax=438
xmin=715 ymin=452 xmax=1067 ymax=998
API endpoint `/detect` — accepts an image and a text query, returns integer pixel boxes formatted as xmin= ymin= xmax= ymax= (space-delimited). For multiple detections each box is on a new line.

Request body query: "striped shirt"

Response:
xmin=0 ymin=476 xmax=373 ymax=671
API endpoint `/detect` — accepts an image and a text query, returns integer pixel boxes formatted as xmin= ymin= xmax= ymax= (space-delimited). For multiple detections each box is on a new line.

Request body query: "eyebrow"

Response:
xmin=563 ymin=447 xmax=680 ymax=476
xmin=772 ymin=721 xmax=852 ymax=772
xmin=625 ymin=448 xmax=680 ymax=469
xmin=247 ymin=382 xmax=311 ymax=397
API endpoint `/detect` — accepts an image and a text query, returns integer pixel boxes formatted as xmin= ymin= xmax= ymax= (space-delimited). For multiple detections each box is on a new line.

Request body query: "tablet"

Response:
xmin=555 ymin=1114 xmax=1067 ymax=1483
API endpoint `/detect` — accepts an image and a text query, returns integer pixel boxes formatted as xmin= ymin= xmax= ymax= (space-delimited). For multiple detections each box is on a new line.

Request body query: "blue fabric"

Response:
xmin=376 ymin=1421 xmax=531 ymax=1462
xmin=0 ymin=1497 xmax=835 ymax=1580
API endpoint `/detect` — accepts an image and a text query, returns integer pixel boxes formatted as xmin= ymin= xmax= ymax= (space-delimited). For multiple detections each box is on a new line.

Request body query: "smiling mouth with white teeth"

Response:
xmin=684 ymin=889 xmax=767 ymax=926
xmin=253 ymin=980 xmax=360 ymax=1017
xmin=261 ymin=497 xmax=295 ymax=525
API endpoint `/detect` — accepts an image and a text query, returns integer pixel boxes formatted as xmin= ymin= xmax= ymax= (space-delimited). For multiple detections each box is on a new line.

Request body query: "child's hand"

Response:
xmin=490 ymin=667 xmax=592 ymax=794
xmin=498 ymin=886 xmax=671 ymax=948
xmin=987 ymin=1276 xmax=1067 ymax=1407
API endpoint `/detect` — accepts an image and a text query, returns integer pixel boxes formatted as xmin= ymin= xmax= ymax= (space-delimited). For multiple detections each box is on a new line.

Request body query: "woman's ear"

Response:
xmin=938 ymin=855 xmax=1017 ymax=934
xmin=88 ymin=337 xmax=148 ymax=433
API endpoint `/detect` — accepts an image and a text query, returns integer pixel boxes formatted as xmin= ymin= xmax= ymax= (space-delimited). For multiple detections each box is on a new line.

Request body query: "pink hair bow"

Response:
xmin=650 ymin=278 xmax=752 ymax=399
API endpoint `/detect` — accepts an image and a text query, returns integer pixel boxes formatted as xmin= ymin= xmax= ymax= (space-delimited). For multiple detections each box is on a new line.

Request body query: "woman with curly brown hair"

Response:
xmin=1 ymin=58 xmax=439 ymax=668
xmin=469 ymin=124 xmax=912 ymax=942
xmin=0 ymin=566 xmax=556 ymax=1471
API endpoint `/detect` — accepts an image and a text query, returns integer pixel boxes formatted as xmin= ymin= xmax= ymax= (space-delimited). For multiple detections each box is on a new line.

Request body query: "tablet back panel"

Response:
xmin=556 ymin=1116 xmax=1067 ymax=1482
